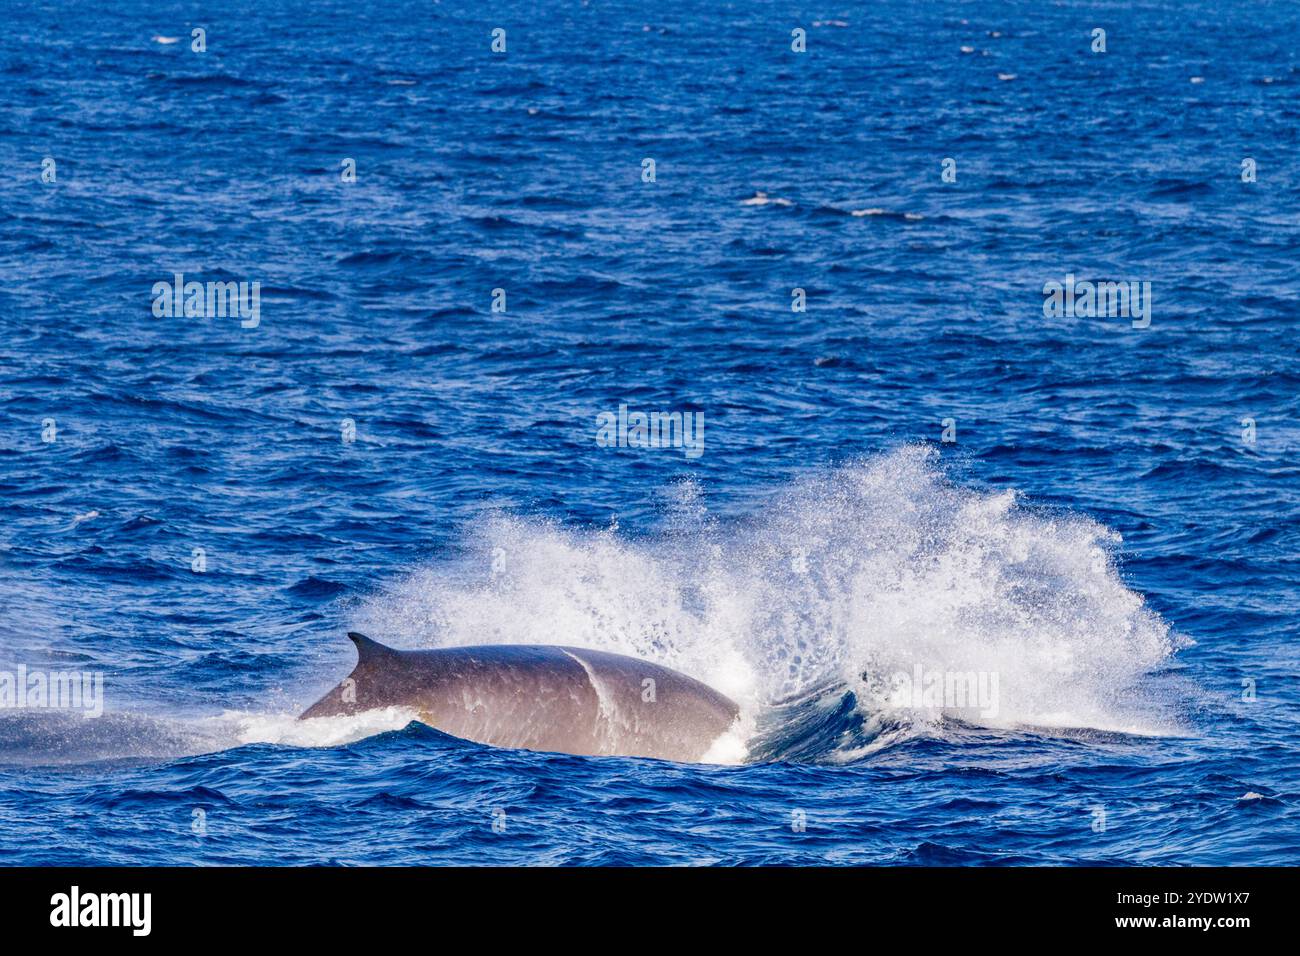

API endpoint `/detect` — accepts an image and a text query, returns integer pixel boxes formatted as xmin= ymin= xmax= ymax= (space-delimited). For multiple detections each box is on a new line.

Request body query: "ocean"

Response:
xmin=0 ymin=0 xmax=1297 ymax=865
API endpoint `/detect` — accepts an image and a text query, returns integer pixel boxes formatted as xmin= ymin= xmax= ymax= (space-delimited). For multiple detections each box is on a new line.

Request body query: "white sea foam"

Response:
xmin=740 ymin=191 xmax=793 ymax=207
xmin=700 ymin=725 xmax=751 ymax=765
xmin=353 ymin=447 xmax=1182 ymax=754
xmin=228 ymin=707 xmax=420 ymax=748
xmin=0 ymin=448 xmax=1181 ymax=766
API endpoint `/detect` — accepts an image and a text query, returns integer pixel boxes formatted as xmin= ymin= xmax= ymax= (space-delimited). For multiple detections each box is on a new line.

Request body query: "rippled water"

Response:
xmin=1 ymin=0 xmax=1298 ymax=865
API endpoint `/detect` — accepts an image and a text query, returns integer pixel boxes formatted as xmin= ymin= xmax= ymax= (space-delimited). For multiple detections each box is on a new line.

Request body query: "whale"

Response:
xmin=300 ymin=633 xmax=741 ymax=763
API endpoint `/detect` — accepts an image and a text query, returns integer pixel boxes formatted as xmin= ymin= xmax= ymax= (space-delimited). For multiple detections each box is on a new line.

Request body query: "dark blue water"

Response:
xmin=1 ymin=0 xmax=1297 ymax=865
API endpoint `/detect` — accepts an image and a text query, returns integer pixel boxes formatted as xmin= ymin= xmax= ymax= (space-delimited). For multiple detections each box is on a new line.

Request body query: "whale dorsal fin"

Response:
xmin=347 ymin=632 xmax=399 ymax=665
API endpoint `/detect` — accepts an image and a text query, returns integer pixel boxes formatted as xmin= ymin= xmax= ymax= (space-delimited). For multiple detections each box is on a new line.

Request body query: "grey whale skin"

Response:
xmin=300 ymin=633 xmax=741 ymax=762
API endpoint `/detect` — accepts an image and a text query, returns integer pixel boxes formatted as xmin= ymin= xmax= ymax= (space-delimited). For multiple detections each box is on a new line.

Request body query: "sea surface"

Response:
xmin=0 ymin=0 xmax=1297 ymax=865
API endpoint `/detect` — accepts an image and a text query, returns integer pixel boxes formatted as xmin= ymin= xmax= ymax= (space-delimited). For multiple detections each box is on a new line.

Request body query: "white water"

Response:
xmin=353 ymin=447 xmax=1182 ymax=755
xmin=228 ymin=707 xmax=420 ymax=748
xmin=0 ymin=448 xmax=1182 ymax=766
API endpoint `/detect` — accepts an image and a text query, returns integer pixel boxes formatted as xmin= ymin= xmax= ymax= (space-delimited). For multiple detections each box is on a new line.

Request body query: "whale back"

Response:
xmin=300 ymin=633 xmax=740 ymax=763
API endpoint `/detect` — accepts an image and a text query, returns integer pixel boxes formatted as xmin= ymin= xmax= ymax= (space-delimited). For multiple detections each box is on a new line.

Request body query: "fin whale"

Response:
xmin=300 ymin=633 xmax=741 ymax=763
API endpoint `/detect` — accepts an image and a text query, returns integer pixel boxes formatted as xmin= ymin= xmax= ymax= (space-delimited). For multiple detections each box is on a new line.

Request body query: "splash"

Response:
xmin=228 ymin=707 xmax=419 ymax=748
xmin=354 ymin=447 xmax=1180 ymax=761
xmin=0 ymin=448 xmax=1181 ymax=767
xmin=0 ymin=707 xmax=422 ymax=766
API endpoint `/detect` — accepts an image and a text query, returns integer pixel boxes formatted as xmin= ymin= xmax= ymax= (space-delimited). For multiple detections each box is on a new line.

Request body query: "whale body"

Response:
xmin=300 ymin=633 xmax=741 ymax=763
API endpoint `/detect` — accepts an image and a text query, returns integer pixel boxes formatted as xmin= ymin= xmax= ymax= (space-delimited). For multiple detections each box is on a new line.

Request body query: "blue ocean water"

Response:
xmin=1 ymin=0 xmax=1298 ymax=865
